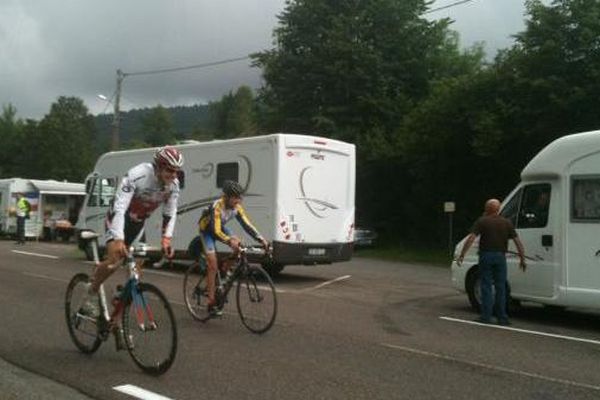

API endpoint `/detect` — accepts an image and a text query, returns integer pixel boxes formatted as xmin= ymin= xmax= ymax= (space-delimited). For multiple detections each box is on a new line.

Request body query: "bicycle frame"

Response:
xmin=88 ymin=233 xmax=157 ymax=334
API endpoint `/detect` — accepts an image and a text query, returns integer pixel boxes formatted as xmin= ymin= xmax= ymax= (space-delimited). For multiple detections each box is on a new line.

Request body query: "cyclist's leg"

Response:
xmin=202 ymin=231 xmax=218 ymax=305
xmin=90 ymin=219 xmax=143 ymax=293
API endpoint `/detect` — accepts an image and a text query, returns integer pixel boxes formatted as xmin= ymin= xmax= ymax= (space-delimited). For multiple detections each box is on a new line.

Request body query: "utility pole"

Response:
xmin=111 ymin=69 xmax=125 ymax=151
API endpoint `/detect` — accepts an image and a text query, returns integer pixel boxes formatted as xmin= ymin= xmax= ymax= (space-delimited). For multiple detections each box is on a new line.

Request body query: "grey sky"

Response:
xmin=0 ymin=0 xmax=547 ymax=120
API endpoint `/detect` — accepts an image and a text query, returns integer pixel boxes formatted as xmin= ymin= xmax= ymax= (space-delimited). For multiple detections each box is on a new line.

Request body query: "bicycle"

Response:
xmin=183 ymin=245 xmax=278 ymax=334
xmin=65 ymin=231 xmax=178 ymax=376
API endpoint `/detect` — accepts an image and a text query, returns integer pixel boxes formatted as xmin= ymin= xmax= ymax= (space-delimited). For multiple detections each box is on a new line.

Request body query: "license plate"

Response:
xmin=308 ymin=248 xmax=326 ymax=256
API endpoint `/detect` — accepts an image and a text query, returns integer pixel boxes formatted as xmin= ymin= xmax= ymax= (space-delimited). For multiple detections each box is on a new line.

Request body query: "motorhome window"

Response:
xmin=500 ymin=188 xmax=522 ymax=226
xmin=86 ymin=179 xmax=99 ymax=207
xmin=517 ymin=184 xmax=551 ymax=229
xmin=177 ymin=170 xmax=185 ymax=190
xmin=99 ymin=178 xmax=116 ymax=207
xmin=572 ymin=177 xmax=600 ymax=222
xmin=216 ymin=162 xmax=239 ymax=188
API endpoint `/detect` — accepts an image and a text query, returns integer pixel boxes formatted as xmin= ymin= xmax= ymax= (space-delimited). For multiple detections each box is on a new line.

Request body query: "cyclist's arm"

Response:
xmin=107 ymin=173 xmax=136 ymax=241
xmin=212 ymin=204 xmax=233 ymax=244
xmin=161 ymin=186 xmax=179 ymax=239
xmin=235 ymin=204 xmax=264 ymax=242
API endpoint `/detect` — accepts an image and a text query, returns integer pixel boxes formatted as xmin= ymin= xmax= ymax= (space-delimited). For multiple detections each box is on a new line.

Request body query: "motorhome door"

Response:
xmin=513 ymin=182 xmax=557 ymax=298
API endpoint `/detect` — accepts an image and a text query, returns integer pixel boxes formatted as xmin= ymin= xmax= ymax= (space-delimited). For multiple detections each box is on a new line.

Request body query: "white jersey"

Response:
xmin=106 ymin=162 xmax=180 ymax=241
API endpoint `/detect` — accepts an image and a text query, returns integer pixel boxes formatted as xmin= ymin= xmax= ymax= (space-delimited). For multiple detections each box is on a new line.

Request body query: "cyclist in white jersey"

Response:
xmin=81 ymin=146 xmax=184 ymax=316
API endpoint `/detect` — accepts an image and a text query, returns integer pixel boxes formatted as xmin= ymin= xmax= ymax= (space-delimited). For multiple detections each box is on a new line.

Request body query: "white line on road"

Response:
xmin=440 ymin=316 xmax=600 ymax=346
xmin=300 ymin=275 xmax=352 ymax=292
xmin=381 ymin=343 xmax=600 ymax=392
xmin=21 ymin=272 xmax=68 ymax=283
xmin=11 ymin=250 xmax=59 ymax=259
xmin=113 ymin=384 xmax=174 ymax=400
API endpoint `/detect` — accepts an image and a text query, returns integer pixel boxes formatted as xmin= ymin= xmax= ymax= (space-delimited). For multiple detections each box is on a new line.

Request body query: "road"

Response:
xmin=1 ymin=241 xmax=600 ymax=399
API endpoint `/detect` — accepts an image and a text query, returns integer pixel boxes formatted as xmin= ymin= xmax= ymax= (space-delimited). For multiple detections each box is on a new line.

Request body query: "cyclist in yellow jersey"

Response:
xmin=198 ymin=180 xmax=268 ymax=316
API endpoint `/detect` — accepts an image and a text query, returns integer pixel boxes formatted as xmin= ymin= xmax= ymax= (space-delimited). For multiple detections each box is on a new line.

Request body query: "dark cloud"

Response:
xmin=1 ymin=0 xmax=547 ymax=119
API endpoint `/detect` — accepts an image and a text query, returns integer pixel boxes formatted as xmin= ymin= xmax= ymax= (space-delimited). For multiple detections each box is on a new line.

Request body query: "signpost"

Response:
xmin=444 ymin=201 xmax=456 ymax=256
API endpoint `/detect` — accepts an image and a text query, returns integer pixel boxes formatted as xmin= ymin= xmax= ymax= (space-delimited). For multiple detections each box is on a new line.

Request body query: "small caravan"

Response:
xmin=452 ymin=129 xmax=600 ymax=310
xmin=0 ymin=178 xmax=85 ymax=239
xmin=75 ymin=134 xmax=356 ymax=272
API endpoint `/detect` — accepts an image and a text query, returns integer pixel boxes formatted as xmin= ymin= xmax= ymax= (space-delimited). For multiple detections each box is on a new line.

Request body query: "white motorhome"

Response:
xmin=76 ymin=134 xmax=356 ymax=272
xmin=452 ymin=129 xmax=600 ymax=311
xmin=0 ymin=178 xmax=85 ymax=239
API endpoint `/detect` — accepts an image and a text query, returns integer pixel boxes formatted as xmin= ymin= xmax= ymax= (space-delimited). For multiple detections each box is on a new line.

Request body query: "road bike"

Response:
xmin=183 ymin=245 xmax=277 ymax=334
xmin=65 ymin=231 xmax=178 ymax=376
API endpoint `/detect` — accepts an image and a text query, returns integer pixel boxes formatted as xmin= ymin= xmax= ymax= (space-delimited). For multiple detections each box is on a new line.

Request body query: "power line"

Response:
xmin=424 ymin=0 xmax=476 ymax=14
xmin=124 ymin=55 xmax=251 ymax=77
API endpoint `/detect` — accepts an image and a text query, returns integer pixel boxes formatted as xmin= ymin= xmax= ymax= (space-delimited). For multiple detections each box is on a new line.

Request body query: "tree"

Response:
xmin=0 ymin=104 xmax=24 ymax=177
xmin=33 ymin=96 xmax=96 ymax=182
xmin=396 ymin=0 xmax=600 ymax=243
xmin=252 ymin=0 xmax=481 ymax=137
xmin=209 ymin=86 xmax=258 ymax=138
xmin=141 ymin=105 xmax=175 ymax=146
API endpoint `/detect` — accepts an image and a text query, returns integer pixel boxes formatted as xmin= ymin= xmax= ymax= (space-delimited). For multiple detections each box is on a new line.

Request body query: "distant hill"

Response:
xmin=93 ymin=104 xmax=212 ymax=150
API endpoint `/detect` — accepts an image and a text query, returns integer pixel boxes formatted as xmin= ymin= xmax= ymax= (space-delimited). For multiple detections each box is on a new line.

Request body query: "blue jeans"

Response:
xmin=479 ymin=251 xmax=508 ymax=322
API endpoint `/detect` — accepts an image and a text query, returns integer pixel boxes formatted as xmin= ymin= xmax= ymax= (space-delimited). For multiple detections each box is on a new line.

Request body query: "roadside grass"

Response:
xmin=354 ymin=244 xmax=452 ymax=267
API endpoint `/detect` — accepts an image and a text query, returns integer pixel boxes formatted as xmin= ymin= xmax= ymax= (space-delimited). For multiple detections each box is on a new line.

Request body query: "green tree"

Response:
xmin=141 ymin=105 xmax=176 ymax=146
xmin=228 ymin=86 xmax=257 ymax=137
xmin=397 ymin=0 xmax=600 ymax=243
xmin=252 ymin=0 xmax=481 ymax=137
xmin=0 ymin=104 xmax=24 ymax=177
xmin=33 ymin=96 xmax=96 ymax=182
xmin=209 ymin=86 xmax=258 ymax=138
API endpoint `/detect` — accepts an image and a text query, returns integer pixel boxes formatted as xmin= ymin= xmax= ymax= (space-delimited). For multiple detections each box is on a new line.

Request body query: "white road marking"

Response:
xmin=381 ymin=343 xmax=600 ymax=392
xmin=21 ymin=272 xmax=68 ymax=283
xmin=300 ymin=275 xmax=352 ymax=292
xmin=113 ymin=384 xmax=174 ymax=400
xmin=11 ymin=250 xmax=59 ymax=259
xmin=440 ymin=316 xmax=600 ymax=346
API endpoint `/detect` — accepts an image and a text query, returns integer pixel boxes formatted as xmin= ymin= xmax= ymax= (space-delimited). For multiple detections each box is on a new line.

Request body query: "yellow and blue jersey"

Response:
xmin=199 ymin=197 xmax=262 ymax=243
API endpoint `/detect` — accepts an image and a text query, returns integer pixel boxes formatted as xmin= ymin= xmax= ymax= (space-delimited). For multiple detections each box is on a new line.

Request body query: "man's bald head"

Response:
xmin=484 ymin=199 xmax=501 ymax=215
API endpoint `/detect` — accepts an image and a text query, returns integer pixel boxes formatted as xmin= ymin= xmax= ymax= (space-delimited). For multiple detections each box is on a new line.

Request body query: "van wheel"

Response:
xmin=466 ymin=267 xmax=481 ymax=313
xmin=262 ymin=262 xmax=285 ymax=277
xmin=465 ymin=266 xmax=518 ymax=316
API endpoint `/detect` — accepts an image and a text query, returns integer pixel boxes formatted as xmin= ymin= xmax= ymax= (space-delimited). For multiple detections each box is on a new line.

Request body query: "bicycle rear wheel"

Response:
xmin=122 ymin=283 xmax=178 ymax=376
xmin=65 ymin=273 xmax=103 ymax=354
xmin=236 ymin=265 xmax=278 ymax=334
xmin=183 ymin=263 xmax=211 ymax=321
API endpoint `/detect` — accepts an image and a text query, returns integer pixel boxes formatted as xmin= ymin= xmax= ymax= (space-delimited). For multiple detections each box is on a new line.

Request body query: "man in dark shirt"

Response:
xmin=457 ymin=198 xmax=526 ymax=325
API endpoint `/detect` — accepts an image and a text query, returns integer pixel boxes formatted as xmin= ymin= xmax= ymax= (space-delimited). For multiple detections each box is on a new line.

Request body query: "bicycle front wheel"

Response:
xmin=65 ymin=273 xmax=102 ymax=354
xmin=183 ymin=263 xmax=210 ymax=321
xmin=122 ymin=283 xmax=178 ymax=376
xmin=236 ymin=265 xmax=278 ymax=334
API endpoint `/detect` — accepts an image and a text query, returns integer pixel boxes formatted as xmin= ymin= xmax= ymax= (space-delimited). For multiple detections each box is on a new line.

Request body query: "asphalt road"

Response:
xmin=1 ymin=241 xmax=600 ymax=399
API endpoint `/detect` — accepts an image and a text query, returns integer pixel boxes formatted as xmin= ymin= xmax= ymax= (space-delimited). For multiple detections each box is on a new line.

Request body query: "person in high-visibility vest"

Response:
xmin=15 ymin=193 xmax=31 ymax=245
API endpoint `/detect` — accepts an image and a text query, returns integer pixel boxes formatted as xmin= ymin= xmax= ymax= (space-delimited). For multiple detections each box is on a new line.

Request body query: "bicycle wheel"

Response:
xmin=183 ymin=263 xmax=210 ymax=321
xmin=122 ymin=283 xmax=178 ymax=376
xmin=65 ymin=273 xmax=103 ymax=354
xmin=236 ymin=265 xmax=278 ymax=334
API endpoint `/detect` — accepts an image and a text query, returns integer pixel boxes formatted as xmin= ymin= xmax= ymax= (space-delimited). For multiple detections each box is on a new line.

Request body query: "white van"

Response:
xmin=451 ymin=129 xmax=600 ymax=311
xmin=76 ymin=134 xmax=356 ymax=272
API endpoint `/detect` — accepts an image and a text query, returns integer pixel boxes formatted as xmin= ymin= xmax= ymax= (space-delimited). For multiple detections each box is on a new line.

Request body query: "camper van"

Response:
xmin=0 ymin=178 xmax=85 ymax=240
xmin=76 ymin=134 xmax=356 ymax=273
xmin=452 ymin=129 xmax=600 ymax=311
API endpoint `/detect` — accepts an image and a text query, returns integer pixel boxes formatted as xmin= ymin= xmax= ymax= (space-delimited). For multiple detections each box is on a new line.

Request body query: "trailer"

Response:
xmin=0 ymin=178 xmax=85 ymax=240
xmin=76 ymin=134 xmax=356 ymax=273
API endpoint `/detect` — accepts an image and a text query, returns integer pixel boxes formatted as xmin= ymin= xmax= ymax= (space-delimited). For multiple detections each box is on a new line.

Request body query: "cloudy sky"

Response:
xmin=0 ymin=0 xmax=548 ymax=120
